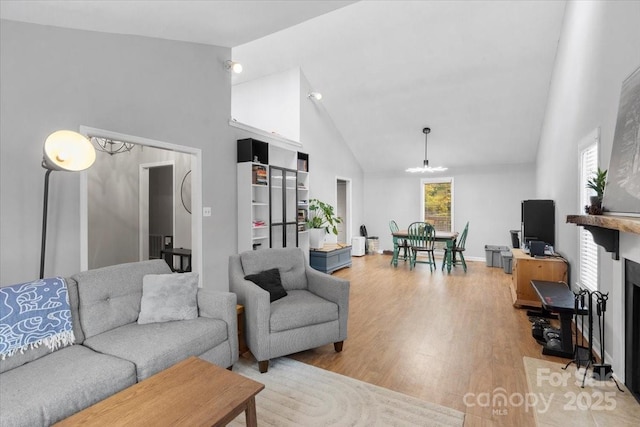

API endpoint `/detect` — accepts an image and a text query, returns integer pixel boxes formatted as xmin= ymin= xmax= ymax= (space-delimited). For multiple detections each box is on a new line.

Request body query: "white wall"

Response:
xmin=232 ymin=68 xmax=301 ymax=142
xmin=299 ymin=71 xmax=364 ymax=244
xmin=87 ymin=146 xmax=192 ymax=269
xmin=364 ymin=163 xmax=536 ymax=259
xmin=536 ymin=0 xmax=640 ymax=378
xmin=0 ymin=21 xmax=236 ymax=290
xmin=230 ymin=68 xmax=365 ymax=243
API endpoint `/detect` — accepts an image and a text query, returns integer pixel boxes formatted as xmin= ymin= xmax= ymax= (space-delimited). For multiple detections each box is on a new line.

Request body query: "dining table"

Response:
xmin=392 ymin=229 xmax=459 ymax=272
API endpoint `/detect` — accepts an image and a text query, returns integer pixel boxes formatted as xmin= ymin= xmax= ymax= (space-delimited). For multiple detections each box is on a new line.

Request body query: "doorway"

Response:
xmin=336 ymin=177 xmax=352 ymax=245
xmin=139 ymin=161 xmax=175 ymax=262
xmin=80 ymin=126 xmax=203 ymax=285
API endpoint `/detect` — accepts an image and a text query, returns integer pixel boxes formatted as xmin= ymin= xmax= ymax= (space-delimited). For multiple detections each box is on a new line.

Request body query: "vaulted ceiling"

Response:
xmin=1 ymin=0 xmax=566 ymax=174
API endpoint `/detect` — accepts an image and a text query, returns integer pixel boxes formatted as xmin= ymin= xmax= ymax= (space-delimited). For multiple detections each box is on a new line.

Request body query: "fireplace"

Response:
xmin=625 ymin=259 xmax=640 ymax=402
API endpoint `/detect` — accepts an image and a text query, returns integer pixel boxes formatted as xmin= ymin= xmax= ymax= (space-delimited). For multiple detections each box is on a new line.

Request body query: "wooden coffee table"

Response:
xmin=55 ymin=356 xmax=264 ymax=426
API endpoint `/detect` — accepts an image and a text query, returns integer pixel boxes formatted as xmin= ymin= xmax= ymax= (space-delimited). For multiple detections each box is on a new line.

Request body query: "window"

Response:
xmin=579 ymin=139 xmax=599 ymax=291
xmin=421 ymin=178 xmax=453 ymax=232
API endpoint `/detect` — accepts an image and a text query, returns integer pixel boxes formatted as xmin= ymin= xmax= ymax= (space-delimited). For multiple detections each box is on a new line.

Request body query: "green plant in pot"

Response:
xmin=585 ymin=167 xmax=607 ymax=215
xmin=306 ymin=198 xmax=342 ymax=249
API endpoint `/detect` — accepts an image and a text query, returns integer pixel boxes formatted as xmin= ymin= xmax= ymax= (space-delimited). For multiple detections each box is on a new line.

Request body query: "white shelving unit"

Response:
xmin=237 ymin=162 xmax=270 ymax=252
xmin=297 ymin=168 xmax=310 ymax=255
xmin=237 ymin=138 xmax=309 ymax=254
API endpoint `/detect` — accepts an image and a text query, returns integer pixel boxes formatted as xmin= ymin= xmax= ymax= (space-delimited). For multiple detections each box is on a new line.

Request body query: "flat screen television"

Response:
xmin=521 ymin=199 xmax=555 ymax=248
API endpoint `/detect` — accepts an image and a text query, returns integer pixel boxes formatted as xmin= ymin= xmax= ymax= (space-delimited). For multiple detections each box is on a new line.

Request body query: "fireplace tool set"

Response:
xmin=563 ymin=288 xmax=623 ymax=391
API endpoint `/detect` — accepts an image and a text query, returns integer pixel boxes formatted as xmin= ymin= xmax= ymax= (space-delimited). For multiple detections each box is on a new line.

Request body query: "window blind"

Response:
xmin=579 ymin=143 xmax=598 ymax=291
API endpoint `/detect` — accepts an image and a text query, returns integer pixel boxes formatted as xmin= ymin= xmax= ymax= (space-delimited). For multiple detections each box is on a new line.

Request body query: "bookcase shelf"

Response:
xmin=237 ymin=138 xmax=310 ymax=253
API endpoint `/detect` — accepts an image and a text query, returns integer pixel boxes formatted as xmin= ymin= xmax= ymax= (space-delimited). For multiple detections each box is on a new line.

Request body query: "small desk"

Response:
xmin=531 ymin=280 xmax=586 ymax=359
xmin=55 ymin=356 xmax=264 ymax=427
xmin=310 ymin=244 xmax=352 ymax=274
xmin=392 ymin=230 xmax=459 ymax=272
xmin=161 ymin=247 xmax=192 ymax=273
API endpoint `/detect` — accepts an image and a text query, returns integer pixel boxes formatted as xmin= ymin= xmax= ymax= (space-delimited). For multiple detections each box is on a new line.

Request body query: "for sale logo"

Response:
xmin=463 ymin=367 xmax=618 ymax=415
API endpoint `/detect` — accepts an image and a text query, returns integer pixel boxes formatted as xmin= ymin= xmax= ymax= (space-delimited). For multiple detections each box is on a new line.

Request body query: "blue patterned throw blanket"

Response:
xmin=0 ymin=277 xmax=75 ymax=359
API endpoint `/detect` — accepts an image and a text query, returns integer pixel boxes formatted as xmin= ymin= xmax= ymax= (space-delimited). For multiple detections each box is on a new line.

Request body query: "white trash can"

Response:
xmin=351 ymin=236 xmax=366 ymax=256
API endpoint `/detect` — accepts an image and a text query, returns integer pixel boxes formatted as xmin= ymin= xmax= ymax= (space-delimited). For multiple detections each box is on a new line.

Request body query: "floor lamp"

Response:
xmin=40 ymin=130 xmax=96 ymax=279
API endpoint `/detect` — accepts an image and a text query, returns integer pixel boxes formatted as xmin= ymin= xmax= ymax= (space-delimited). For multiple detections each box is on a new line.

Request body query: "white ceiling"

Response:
xmin=0 ymin=0 xmax=355 ymax=47
xmin=1 ymin=0 xmax=566 ymax=174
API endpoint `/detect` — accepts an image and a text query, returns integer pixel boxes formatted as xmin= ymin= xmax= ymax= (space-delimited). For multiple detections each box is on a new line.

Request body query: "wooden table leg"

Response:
xmin=245 ymin=396 xmax=258 ymax=427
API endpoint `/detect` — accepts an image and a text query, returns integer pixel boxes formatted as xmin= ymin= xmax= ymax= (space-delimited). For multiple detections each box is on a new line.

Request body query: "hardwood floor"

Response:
xmin=286 ymin=253 xmax=572 ymax=426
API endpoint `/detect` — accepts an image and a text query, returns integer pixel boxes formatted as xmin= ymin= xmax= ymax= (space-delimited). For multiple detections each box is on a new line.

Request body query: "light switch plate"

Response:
xmin=203 ymin=207 xmax=212 ymax=217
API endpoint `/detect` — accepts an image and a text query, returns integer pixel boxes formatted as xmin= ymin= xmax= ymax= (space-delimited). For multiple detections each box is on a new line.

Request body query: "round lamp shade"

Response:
xmin=43 ymin=130 xmax=96 ymax=171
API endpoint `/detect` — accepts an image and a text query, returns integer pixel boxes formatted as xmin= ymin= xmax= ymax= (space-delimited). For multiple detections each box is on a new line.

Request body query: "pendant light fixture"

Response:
xmin=91 ymin=136 xmax=135 ymax=155
xmin=405 ymin=127 xmax=448 ymax=173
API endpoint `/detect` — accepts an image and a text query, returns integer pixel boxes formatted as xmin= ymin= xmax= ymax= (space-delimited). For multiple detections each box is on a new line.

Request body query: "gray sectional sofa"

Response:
xmin=0 ymin=260 xmax=238 ymax=427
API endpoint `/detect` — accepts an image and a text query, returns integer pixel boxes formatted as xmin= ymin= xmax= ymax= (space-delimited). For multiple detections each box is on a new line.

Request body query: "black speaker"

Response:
xmin=530 ymin=241 xmax=546 ymax=257
xmin=521 ymin=200 xmax=555 ymax=247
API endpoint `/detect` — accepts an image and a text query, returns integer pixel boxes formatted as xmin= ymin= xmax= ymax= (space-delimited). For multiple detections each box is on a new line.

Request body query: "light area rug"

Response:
xmin=523 ymin=356 xmax=640 ymax=427
xmin=229 ymin=357 xmax=465 ymax=427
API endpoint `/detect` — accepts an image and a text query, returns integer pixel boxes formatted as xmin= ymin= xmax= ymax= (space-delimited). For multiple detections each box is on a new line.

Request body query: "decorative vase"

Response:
xmin=309 ymin=228 xmax=325 ymax=249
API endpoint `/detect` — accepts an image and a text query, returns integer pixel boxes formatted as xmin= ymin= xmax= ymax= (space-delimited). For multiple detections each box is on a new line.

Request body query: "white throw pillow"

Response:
xmin=138 ymin=272 xmax=199 ymax=324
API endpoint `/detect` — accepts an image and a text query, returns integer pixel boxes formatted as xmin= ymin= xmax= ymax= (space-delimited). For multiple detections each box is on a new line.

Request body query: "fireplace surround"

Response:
xmin=566 ymin=215 xmax=640 ymax=401
xmin=625 ymin=259 xmax=640 ymax=402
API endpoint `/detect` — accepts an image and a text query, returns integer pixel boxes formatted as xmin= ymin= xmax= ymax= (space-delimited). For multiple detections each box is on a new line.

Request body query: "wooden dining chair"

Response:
xmin=389 ymin=220 xmax=409 ymax=265
xmin=406 ymin=222 xmax=436 ymax=272
xmin=443 ymin=221 xmax=469 ymax=272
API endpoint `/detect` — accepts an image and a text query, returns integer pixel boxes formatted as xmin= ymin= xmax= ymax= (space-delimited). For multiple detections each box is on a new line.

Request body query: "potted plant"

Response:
xmin=306 ymin=198 xmax=342 ymax=249
xmin=585 ymin=167 xmax=607 ymax=215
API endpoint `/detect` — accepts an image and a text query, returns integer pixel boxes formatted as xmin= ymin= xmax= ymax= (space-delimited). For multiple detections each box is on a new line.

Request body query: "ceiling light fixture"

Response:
xmin=308 ymin=92 xmax=323 ymax=101
xmin=91 ymin=136 xmax=135 ymax=155
xmin=225 ymin=60 xmax=243 ymax=74
xmin=405 ymin=127 xmax=448 ymax=173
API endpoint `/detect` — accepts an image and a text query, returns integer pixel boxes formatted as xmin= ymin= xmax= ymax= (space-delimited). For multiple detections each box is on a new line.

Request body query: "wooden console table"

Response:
xmin=510 ymin=249 xmax=568 ymax=308
xmin=310 ymin=244 xmax=352 ymax=274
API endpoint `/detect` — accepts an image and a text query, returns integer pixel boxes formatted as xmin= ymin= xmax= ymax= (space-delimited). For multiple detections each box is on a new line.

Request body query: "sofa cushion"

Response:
xmin=244 ymin=268 xmax=288 ymax=302
xmin=82 ymin=317 xmax=229 ymax=381
xmin=240 ymin=248 xmax=308 ymax=290
xmin=73 ymin=260 xmax=171 ymax=339
xmin=138 ymin=272 xmax=198 ymax=324
xmin=0 ymin=344 xmax=136 ymax=427
xmin=0 ymin=277 xmax=83 ymax=375
xmin=269 ymin=290 xmax=338 ymax=333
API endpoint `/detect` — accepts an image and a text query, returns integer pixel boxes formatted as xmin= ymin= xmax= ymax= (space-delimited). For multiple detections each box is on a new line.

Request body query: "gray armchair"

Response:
xmin=229 ymin=247 xmax=349 ymax=373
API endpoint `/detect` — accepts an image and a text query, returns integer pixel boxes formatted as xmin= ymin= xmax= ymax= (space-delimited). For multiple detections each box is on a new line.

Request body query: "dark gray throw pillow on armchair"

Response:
xmin=244 ymin=268 xmax=288 ymax=302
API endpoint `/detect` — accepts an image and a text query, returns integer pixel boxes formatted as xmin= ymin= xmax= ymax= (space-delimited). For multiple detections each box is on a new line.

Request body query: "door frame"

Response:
xmin=79 ymin=126 xmax=203 ymax=286
xmin=139 ymin=161 xmax=175 ymax=262
xmin=335 ymin=176 xmax=352 ymax=245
